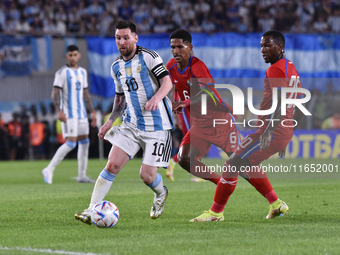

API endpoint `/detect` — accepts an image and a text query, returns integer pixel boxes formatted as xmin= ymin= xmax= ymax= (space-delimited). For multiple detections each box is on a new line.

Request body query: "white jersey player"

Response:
xmin=75 ymin=20 xmax=173 ymax=224
xmin=42 ymin=45 xmax=97 ymax=184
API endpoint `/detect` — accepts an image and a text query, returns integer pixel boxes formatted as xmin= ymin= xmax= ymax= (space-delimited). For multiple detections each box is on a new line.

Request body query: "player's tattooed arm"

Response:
xmin=98 ymin=93 xmax=125 ymax=139
xmin=83 ymin=88 xmax=95 ymax=112
xmin=52 ymin=87 xmax=67 ymax=122
xmin=83 ymin=88 xmax=97 ymax=127
xmin=109 ymin=93 xmax=126 ymax=122
xmin=51 ymin=87 xmax=61 ymax=111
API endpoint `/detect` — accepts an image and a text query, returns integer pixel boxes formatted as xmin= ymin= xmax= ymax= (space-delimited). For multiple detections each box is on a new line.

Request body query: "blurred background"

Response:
xmin=0 ymin=0 xmax=339 ymax=161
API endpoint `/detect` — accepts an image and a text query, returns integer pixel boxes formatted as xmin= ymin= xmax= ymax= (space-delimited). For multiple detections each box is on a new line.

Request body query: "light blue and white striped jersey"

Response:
xmin=53 ymin=65 xmax=88 ymax=119
xmin=111 ymin=46 xmax=173 ymax=131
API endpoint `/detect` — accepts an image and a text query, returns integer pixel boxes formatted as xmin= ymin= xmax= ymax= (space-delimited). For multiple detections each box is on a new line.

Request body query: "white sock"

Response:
xmin=148 ymin=173 xmax=164 ymax=196
xmin=47 ymin=141 xmax=76 ymax=172
xmin=77 ymin=138 xmax=89 ymax=179
xmin=89 ymin=169 xmax=116 ymax=210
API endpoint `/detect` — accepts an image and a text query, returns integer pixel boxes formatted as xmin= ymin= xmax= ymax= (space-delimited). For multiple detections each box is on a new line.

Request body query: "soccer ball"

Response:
xmin=91 ymin=201 xmax=119 ymax=228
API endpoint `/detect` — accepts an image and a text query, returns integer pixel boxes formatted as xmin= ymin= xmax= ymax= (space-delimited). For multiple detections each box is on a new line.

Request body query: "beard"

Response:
xmin=119 ymin=47 xmax=133 ymax=57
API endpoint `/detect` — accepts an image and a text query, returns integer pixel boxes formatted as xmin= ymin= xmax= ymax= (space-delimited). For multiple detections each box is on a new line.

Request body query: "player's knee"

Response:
xmin=177 ymin=153 xmax=190 ymax=170
xmin=65 ymin=140 xmax=77 ymax=149
xmin=105 ymin=160 xmax=121 ymax=175
xmin=139 ymin=171 xmax=153 ymax=184
xmin=227 ymin=153 xmax=243 ymax=168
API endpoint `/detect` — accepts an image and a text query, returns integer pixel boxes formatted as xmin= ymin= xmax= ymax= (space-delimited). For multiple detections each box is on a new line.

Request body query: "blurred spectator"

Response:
xmin=237 ymin=16 xmax=248 ymax=33
xmin=290 ymin=18 xmax=306 ymax=33
xmin=19 ymin=114 xmax=30 ymax=160
xmin=3 ymin=17 xmax=17 ymax=35
xmin=68 ymin=6 xmax=82 ymax=33
xmin=8 ymin=2 xmax=21 ymax=23
xmin=30 ymin=16 xmax=43 ymax=35
xmin=275 ymin=8 xmax=289 ymax=32
xmin=212 ymin=3 xmax=227 ymax=31
xmin=201 ymin=17 xmax=216 ymax=34
xmin=189 ymin=20 xmax=203 ymax=33
xmin=258 ymin=13 xmax=275 ymax=32
xmin=42 ymin=120 xmax=51 ymax=159
xmin=321 ymin=112 xmax=340 ymax=129
xmin=139 ymin=17 xmax=152 ymax=34
xmin=98 ymin=10 xmax=114 ymax=36
xmin=23 ymin=0 xmax=40 ymax=25
xmin=164 ymin=15 xmax=178 ymax=33
xmin=29 ymin=115 xmax=46 ymax=159
xmin=296 ymin=0 xmax=314 ymax=27
xmin=43 ymin=18 xmax=56 ymax=35
xmin=328 ymin=7 xmax=340 ymax=33
xmin=118 ymin=1 xmax=133 ymax=20
xmin=86 ymin=15 xmax=99 ymax=36
xmin=0 ymin=0 xmax=339 ymax=36
xmin=86 ymin=0 xmax=104 ymax=17
xmin=313 ymin=15 xmax=329 ymax=33
xmin=0 ymin=2 xmax=6 ymax=32
xmin=55 ymin=17 xmax=67 ymax=35
xmin=0 ymin=113 xmax=9 ymax=160
xmin=105 ymin=0 xmax=119 ymax=17
xmin=16 ymin=17 xmax=31 ymax=34
xmin=133 ymin=4 xmax=148 ymax=24
xmin=226 ymin=0 xmax=240 ymax=30
xmin=55 ymin=5 xmax=68 ymax=24
xmin=7 ymin=113 xmax=22 ymax=160
xmin=153 ymin=18 xmax=168 ymax=33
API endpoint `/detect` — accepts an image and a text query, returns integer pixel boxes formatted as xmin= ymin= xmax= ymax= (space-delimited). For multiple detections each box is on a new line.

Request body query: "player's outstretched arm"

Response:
xmin=144 ymin=75 xmax=172 ymax=111
xmin=98 ymin=94 xmax=125 ymax=139
xmin=83 ymin=88 xmax=97 ymax=127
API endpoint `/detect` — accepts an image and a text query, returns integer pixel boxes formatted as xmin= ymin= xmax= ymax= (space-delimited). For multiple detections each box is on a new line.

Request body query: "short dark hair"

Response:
xmin=115 ymin=20 xmax=137 ymax=33
xmin=66 ymin=45 xmax=79 ymax=52
xmin=170 ymin=29 xmax=192 ymax=43
xmin=262 ymin=30 xmax=285 ymax=47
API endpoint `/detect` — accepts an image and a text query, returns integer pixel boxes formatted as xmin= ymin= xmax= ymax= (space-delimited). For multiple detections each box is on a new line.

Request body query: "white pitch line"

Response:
xmin=0 ymin=246 xmax=109 ymax=255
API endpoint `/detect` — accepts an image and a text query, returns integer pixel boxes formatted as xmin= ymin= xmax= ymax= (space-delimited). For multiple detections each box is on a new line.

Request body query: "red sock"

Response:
xmin=247 ymin=167 xmax=278 ymax=204
xmin=211 ymin=163 xmax=239 ymax=213
xmin=190 ymin=160 xmax=220 ymax=184
xmin=172 ymin=154 xmax=178 ymax=163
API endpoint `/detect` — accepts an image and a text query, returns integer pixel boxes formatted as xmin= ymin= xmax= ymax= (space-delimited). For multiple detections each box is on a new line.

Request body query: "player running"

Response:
xmin=75 ymin=20 xmax=173 ymax=224
xmin=167 ymin=29 xmax=241 ymax=184
xmin=191 ymin=30 xmax=305 ymax=222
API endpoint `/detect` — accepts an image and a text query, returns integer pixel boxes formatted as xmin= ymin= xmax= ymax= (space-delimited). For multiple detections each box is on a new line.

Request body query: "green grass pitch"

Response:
xmin=0 ymin=158 xmax=339 ymax=255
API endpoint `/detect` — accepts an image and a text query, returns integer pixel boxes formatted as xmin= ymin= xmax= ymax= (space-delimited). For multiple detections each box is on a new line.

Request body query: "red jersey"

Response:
xmin=258 ymin=58 xmax=303 ymax=137
xmin=167 ymin=56 xmax=231 ymax=128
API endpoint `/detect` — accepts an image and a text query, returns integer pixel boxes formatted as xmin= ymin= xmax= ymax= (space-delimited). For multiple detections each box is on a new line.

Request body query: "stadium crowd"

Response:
xmin=0 ymin=0 xmax=340 ymax=36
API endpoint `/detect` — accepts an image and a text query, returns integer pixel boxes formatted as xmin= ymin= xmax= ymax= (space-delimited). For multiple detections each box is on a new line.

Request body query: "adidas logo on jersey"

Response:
xmin=156 ymin=158 xmax=160 ymax=162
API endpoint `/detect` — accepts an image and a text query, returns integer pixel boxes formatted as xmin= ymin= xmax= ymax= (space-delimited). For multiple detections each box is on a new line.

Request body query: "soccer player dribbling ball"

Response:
xmin=191 ymin=30 xmax=305 ymax=222
xmin=75 ymin=20 xmax=173 ymax=224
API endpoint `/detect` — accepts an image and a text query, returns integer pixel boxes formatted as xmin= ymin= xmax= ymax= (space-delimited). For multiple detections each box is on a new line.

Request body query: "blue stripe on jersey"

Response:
xmin=238 ymin=140 xmax=260 ymax=160
xmin=168 ymin=63 xmax=177 ymax=76
xmin=112 ymin=63 xmax=131 ymax=123
xmin=182 ymin=109 xmax=190 ymax=131
xmin=177 ymin=55 xmax=193 ymax=74
xmin=126 ymin=60 xmax=144 ymax=128
xmin=74 ymin=70 xmax=81 ymax=119
xmin=138 ymin=53 xmax=163 ymax=131
xmin=81 ymin=70 xmax=87 ymax=118
xmin=66 ymin=70 xmax=73 ymax=118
